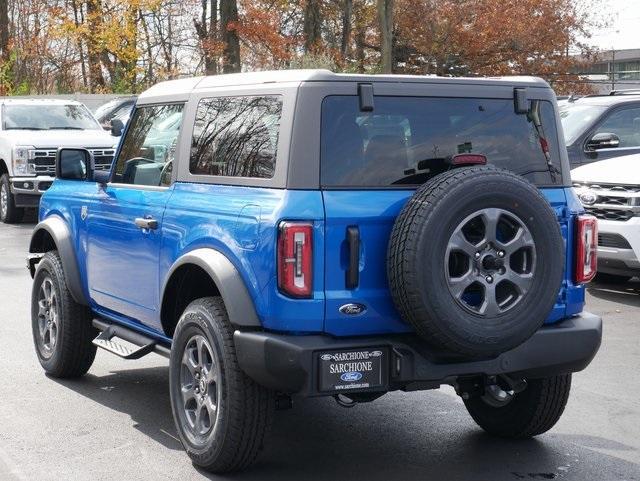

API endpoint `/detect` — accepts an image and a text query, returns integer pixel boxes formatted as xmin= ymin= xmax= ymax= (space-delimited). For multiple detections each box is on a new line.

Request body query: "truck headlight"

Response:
xmin=12 ymin=145 xmax=36 ymax=176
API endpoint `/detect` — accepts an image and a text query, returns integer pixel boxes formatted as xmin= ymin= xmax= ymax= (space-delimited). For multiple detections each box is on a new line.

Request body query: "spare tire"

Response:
xmin=387 ymin=166 xmax=564 ymax=358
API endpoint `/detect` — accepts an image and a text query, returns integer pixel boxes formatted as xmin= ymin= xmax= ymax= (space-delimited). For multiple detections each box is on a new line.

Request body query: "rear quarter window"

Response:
xmin=320 ymin=96 xmax=562 ymax=187
xmin=190 ymin=95 xmax=282 ymax=179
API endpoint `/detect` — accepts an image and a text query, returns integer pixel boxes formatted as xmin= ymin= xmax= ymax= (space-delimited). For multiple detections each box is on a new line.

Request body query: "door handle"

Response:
xmin=134 ymin=217 xmax=158 ymax=230
xmin=346 ymin=226 xmax=360 ymax=289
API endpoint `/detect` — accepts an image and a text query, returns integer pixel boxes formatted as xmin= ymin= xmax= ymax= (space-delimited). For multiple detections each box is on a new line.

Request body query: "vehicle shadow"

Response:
xmin=51 ymin=366 xmax=640 ymax=481
xmin=50 ymin=365 xmax=182 ymax=451
xmin=587 ymin=279 xmax=640 ymax=308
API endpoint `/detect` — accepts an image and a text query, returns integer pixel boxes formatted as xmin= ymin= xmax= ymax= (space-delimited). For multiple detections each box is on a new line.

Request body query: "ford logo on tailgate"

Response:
xmin=339 ymin=303 xmax=367 ymax=315
xmin=340 ymin=371 xmax=363 ymax=382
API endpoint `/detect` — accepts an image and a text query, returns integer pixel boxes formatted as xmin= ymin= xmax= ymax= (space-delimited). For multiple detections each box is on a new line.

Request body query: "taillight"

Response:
xmin=575 ymin=215 xmax=597 ymax=284
xmin=451 ymin=153 xmax=487 ymax=166
xmin=277 ymin=221 xmax=313 ymax=298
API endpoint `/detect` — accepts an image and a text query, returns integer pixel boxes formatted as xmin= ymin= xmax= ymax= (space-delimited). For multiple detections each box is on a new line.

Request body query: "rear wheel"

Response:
xmin=0 ymin=174 xmax=24 ymax=224
xmin=169 ymin=297 xmax=274 ymax=473
xmin=463 ymin=374 xmax=571 ymax=438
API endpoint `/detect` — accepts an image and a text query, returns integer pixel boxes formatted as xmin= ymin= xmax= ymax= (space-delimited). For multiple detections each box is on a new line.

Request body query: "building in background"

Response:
xmin=580 ymin=48 xmax=640 ymax=93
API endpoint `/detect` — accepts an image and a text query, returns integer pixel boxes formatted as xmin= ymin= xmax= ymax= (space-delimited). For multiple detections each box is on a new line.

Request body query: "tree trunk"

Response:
xmin=0 ymin=0 xmax=9 ymax=94
xmin=377 ymin=0 xmax=394 ymax=73
xmin=71 ymin=0 xmax=88 ymax=89
xmin=86 ymin=0 xmax=105 ymax=92
xmin=220 ymin=0 xmax=240 ymax=73
xmin=340 ymin=0 xmax=352 ymax=59
xmin=207 ymin=0 xmax=218 ymax=75
xmin=355 ymin=26 xmax=365 ymax=73
xmin=303 ymin=0 xmax=321 ymax=53
xmin=0 ymin=0 xmax=9 ymax=62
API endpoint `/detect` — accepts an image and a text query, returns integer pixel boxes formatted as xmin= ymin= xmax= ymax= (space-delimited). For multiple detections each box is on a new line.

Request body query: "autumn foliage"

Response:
xmin=0 ymin=0 xmax=602 ymax=96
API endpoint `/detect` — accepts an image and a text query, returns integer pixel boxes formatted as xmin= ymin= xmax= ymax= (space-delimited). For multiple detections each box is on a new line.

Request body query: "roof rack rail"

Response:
xmin=609 ymin=89 xmax=640 ymax=96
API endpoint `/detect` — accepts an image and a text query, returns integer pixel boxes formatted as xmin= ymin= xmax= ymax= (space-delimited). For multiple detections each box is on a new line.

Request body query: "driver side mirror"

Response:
xmin=56 ymin=148 xmax=93 ymax=181
xmin=110 ymin=118 xmax=125 ymax=137
xmin=586 ymin=132 xmax=620 ymax=151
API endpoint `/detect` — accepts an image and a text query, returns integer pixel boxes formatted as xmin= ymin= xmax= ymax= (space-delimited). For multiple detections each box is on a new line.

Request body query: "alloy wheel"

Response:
xmin=0 ymin=182 xmax=7 ymax=220
xmin=445 ymin=208 xmax=536 ymax=316
xmin=37 ymin=277 xmax=59 ymax=357
xmin=180 ymin=334 xmax=221 ymax=439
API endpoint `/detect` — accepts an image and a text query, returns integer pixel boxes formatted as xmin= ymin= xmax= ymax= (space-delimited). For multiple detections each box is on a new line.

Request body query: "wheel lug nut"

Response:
xmin=497 ymin=251 xmax=505 ymax=258
xmin=474 ymin=252 xmax=481 ymax=259
xmin=486 ymin=276 xmax=493 ymax=284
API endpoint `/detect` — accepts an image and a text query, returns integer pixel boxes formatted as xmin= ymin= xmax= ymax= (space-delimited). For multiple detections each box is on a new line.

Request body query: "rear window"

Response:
xmin=321 ymin=96 xmax=562 ymax=187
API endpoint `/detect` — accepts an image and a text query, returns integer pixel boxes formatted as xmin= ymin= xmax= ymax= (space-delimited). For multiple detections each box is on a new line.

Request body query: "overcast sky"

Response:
xmin=587 ymin=0 xmax=640 ymax=51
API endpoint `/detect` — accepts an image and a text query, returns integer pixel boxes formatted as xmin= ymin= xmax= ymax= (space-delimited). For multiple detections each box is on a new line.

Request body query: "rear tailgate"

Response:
xmin=322 ymin=190 xmax=414 ymax=336
xmin=319 ymin=92 xmax=579 ymax=337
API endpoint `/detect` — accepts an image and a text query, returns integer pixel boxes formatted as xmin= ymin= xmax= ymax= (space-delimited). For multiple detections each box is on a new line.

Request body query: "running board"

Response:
xmin=92 ymin=319 xmax=171 ymax=360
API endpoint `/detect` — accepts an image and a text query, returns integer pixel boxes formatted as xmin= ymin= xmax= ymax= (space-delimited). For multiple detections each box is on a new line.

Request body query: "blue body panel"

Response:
xmin=39 ymin=180 xmax=584 ymax=340
xmin=321 ymin=187 xmax=585 ymax=337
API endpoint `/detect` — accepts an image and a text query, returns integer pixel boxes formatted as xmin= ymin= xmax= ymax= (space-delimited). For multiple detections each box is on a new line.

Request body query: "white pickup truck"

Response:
xmin=572 ymin=154 xmax=640 ymax=282
xmin=0 ymin=99 xmax=118 ymax=223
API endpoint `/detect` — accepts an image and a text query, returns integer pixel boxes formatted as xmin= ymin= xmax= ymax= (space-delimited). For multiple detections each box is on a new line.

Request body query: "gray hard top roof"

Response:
xmin=138 ymin=69 xmax=551 ymax=103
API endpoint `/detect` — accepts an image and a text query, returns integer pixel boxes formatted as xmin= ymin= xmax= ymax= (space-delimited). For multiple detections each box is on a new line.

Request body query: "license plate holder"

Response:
xmin=318 ymin=347 xmax=388 ymax=393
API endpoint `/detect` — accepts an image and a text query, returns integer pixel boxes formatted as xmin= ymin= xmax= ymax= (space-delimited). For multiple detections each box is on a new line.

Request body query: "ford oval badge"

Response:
xmin=339 ymin=303 xmax=367 ymax=315
xmin=340 ymin=371 xmax=363 ymax=382
xmin=578 ymin=190 xmax=598 ymax=206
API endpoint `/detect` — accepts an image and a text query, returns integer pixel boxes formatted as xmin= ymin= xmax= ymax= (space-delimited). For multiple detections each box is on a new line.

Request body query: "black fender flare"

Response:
xmin=161 ymin=248 xmax=261 ymax=327
xmin=29 ymin=216 xmax=89 ymax=305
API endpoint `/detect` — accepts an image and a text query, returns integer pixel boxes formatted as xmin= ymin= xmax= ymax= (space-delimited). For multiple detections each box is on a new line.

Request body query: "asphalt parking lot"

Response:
xmin=0 ymin=216 xmax=639 ymax=481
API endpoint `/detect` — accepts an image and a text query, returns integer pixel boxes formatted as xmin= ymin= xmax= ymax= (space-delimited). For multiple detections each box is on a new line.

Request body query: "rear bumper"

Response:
xmin=234 ymin=311 xmax=602 ymax=397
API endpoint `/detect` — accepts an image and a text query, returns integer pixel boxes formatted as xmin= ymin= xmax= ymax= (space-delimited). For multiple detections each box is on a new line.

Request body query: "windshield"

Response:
xmin=2 ymin=104 xmax=100 ymax=130
xmin=559 ymin=104 xmax=607 ymax=145
xmin=93 ymin=99 xmax=120 ymax=120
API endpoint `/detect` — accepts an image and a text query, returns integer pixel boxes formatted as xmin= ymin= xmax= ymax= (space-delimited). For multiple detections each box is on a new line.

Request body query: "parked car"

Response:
xmin=0 ymin=99 xmax=119 ymax=223
xmin=572 ymin=153 xmax=640 ymax=282
xmin=27 ymin=70 xmax=602 ymax=473
xmin=93 ymin=96 xmax=136 ymax=130
xmin=560 ymin=90 xmax=640 ymax=168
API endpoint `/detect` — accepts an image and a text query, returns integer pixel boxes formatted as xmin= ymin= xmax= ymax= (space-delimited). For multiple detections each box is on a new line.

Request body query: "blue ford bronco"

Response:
xmin=28 ymin=70 xmax=602 ymax=473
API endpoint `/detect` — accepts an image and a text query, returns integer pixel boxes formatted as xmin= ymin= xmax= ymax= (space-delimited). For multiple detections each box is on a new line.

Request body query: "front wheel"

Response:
xmin=0 ymin=174 xmax=24 ymax=224
xmin=169 ymin=297 xmax=274 ymax=473
xmin=463 ymin=374 xmax=571 ymax=438
xmin=31 ymin=251 xmax=97 ymax=377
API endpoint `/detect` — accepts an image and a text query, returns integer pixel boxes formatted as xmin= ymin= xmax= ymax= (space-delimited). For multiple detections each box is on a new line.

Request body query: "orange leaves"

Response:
xmin=393 ymin=0 xmax=599 ymax=92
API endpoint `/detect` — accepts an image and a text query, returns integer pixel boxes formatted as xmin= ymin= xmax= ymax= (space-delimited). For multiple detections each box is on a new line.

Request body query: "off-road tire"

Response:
xmin=169 ymin=297 xmax=274 ymax=473
xmin=387 ymin=166 xmax=565 ymax=358
xmin=0 ymin=174 xmax=24 ymax=224
xmin=464 ymin=374 xmax=571 ymax=438
xmin=31 ymin=251 xmax=97 ymax=377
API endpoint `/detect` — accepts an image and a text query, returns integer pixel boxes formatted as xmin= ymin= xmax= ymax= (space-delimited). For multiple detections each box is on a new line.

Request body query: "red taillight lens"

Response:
xmin=451 ymin=154 xmax=487 ymax=166
xmin=575 ymin=215 xmax=598 ymax=284
xmin=277 ymin=221 xmax=313 ymax=298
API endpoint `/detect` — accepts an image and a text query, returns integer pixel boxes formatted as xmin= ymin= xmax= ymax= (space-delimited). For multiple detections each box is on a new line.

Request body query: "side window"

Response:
xmin=113 ymin=103 xmax=184 ymax=186
xmin=594 ymin=107 xmax=640 ymax=148
xmin=190 ymin=96 xmax=282 ymax=179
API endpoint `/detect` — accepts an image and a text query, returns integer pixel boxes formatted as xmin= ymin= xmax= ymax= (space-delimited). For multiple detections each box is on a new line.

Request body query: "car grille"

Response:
xmin=32 ymin=147 xmax=115 ymax=174
xmin=573 ymin=182 xmax=640 ymax=222
xmin=598 ymin=233 xmax=632 ymax=249
xmin=584 ymin=207 xmax=635 ymax=221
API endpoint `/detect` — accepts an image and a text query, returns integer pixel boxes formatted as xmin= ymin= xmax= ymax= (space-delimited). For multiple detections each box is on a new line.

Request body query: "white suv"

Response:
xmin=572 ymin=154 xmax=640 ymax=282
xmin=0 ymin=99 xmax=118 ymax=223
